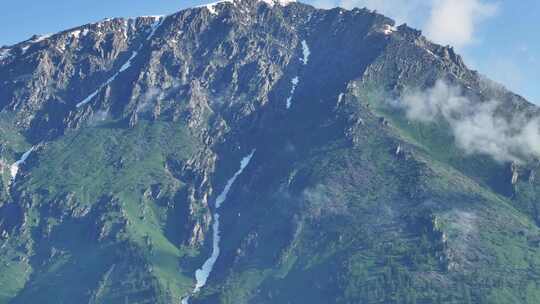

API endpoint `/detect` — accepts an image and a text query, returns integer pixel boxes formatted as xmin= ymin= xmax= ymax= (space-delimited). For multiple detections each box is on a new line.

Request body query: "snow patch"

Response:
xmin=77 ymin=69 xmax=129 ymax=107
xmin=199 ymin=0 xmax=234 ymax=15
xmin=301 ymin=40 xmax=310 ymax=65
xmin=77 ymin=17 xmax=165 ymax=108
xmin=182 ymin=150 xmax=256 ymax=303
xmin=141 ymin=15 xmax=165 ymax=19
xmin=146 ymin=17 xmax=164 ymax=40
xmin=69 ymin=30 xmax=82 ymax=40
xmin=395 ymin=145 xmax=402 ymax=155
xmin=214 ymin=152 xmax=254 ymax=209
xmin=77 ymin=86 xmax=103 ymax=108
xmin=425 ymin=48 xmax=437 ymax=58
xmin=0 ymin=49 xmax=11 ymax=61
xmin=119 ymin=51 xmax=138 ymax=72
xmin=286 ymin=76 xmax=299 ymax=109
xmin=199 ymin=0 xmax=295 ymax=15
xmin=10 ymin=147 xmax=34 ymax=181
xmin=32 ymin=34 xmax=52 ymax=43
xmin=260 ymin=0 xmax=297 ymax=7
xmin=338 ymin=93 xmax=344 ymax=103
xmin=21 ymin=45 xmax=30 ymax=55
xmin=19 ymin=34 xmax=53 ymax=55
xmin=382 ymin=24 xmax=397 ymax=35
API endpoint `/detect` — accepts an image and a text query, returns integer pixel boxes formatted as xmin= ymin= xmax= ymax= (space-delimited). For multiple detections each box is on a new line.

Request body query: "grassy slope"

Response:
xmin=355 ymin=83 xmax=540 ymax=303
xmin=2 ymin=119 xmax=201 ymax=303
xmin=0 ymin=114 xmax=34 ymax=302
xmin=191 ymin=82 xmax=540 ymax=304
xmin=2 ymin=80 xmax=540 ymax=303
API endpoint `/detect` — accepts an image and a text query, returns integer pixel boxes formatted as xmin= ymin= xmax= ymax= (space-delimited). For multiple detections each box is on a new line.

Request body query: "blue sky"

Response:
xmin=1 ymin=0 xmax=538 ymax=103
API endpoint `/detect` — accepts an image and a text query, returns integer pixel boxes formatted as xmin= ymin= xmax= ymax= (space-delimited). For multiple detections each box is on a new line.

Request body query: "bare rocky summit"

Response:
xmin=1 ymin=1 xmax=540 ymax=303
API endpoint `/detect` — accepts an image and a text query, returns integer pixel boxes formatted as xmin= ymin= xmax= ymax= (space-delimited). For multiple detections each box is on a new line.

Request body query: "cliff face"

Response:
xmin=1 ymin=1 xmax=540 ymax=303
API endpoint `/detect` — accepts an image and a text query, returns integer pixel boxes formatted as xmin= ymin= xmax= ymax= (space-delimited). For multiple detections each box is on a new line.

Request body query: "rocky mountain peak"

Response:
xmin=1 ymin=2 xmax=540 ymax=304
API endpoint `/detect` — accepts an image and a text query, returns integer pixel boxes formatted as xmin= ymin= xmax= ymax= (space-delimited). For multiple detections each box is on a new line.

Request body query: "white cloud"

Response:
xmin=309 ymin=0 xmax=498 ymax=48
xmin=338 ymin=0 xmax=429 ymax=25
xmin=425 ymin=0 xmax=498 ymax=48
xmin=399 ymin=80 xmax=540 ymax=164
xmin=311 ymin=0 xmax=336 ymax=9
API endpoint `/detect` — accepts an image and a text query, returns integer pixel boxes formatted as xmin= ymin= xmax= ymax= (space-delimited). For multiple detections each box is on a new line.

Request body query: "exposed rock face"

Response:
xmin=1 ymin=1 xmax=540 ymax=304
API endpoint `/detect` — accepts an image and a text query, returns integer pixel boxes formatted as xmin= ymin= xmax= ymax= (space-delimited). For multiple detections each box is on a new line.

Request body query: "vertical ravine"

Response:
xmin=10 ymin=147 xmax=35 ymax=182
xmin=182 ymin=150 xmax=256 ymax=303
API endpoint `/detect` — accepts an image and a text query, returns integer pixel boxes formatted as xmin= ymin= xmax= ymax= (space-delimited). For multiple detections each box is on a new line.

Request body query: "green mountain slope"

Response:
xmin=1 ymin=1 xmax=540 ymax=303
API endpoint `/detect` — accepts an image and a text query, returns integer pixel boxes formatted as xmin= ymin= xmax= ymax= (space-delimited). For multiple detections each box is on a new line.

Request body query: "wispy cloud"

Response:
xmin=338 ymin=0 xmax=429 ymax=25
xmin=311 ymin=0 xmax=336 ymax=9
xmin=310 ymin=0 xmax=498 ymax=48
xmin=302 ymin=184 xmax=347 ymax=218
xmin=399 ymin=80 xmax=540 ymax=164
xmin=88 ymin=110 xmax=110 ymax=126
xmin=425 ymin=0 xmax=498 ymax=48
xmin=136 ymin=80 xmax=181 ymax=114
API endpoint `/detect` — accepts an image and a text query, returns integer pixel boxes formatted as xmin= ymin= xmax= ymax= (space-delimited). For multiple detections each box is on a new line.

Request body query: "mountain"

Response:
xmin=1 ymin=0 xmax=540 ymax=303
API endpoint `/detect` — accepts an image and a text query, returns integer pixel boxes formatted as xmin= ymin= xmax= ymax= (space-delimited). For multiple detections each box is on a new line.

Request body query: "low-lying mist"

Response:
xmin=397 ymin=80 xmax=540 ymax=164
